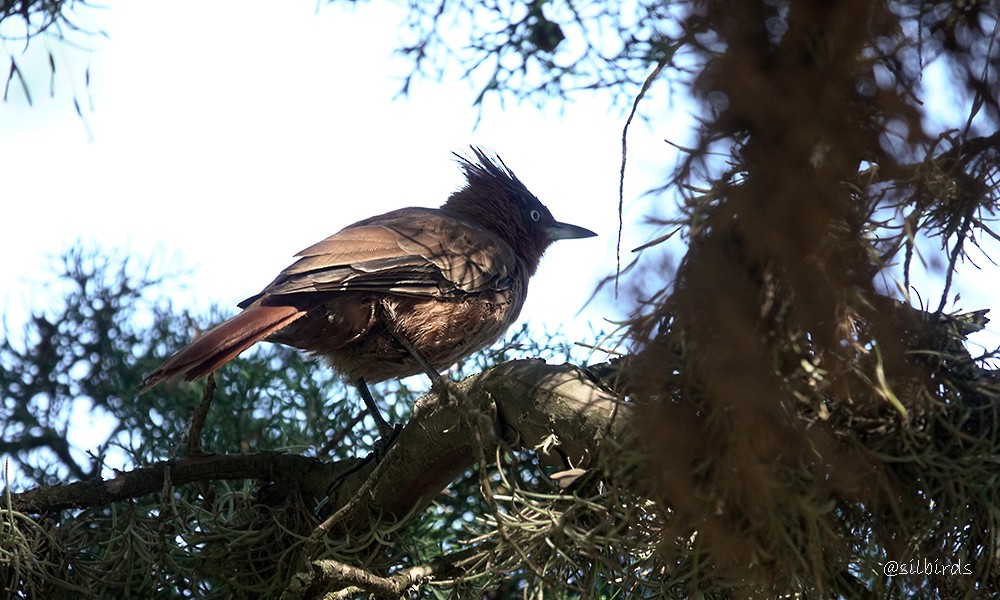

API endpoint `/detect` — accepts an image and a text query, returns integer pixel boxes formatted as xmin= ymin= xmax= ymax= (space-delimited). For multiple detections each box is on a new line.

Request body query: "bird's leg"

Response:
xmin=388 ymin=329 xmax=445 ymax=387
xmin=354 ymin=378 xmax=399 ymax=441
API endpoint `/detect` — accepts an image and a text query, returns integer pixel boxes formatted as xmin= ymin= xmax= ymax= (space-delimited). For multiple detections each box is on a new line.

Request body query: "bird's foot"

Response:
xmin=427 ymin=369 xmax=446 ymax=389
xmin=355 ymin=377 xmax=403 ymax=451
xmin=373 ymin=422 xmax=404 ymax=460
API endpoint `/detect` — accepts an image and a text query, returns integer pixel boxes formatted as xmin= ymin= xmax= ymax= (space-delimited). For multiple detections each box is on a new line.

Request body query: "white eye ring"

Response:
xmin=530 ymin=209 xmax=541 ymax=222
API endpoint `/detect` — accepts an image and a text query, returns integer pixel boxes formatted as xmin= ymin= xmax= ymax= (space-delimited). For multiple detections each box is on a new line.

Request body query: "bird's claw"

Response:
xmin=373 ymin=422 xmax=404 ymax=460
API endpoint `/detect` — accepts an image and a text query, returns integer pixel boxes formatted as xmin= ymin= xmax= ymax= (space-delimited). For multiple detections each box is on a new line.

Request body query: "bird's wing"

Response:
xmin=246 ymin=210 xmax=517 ymax=303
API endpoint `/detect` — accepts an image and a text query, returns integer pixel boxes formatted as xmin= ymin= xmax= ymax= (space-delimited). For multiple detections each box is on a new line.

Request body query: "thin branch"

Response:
xmin=185 ymin=373 xmax=216 ymax=456
xmin=618 ymin=54 xmax=670 ymax=294
xmin=9 ymin=452 xmax=350 ymax=514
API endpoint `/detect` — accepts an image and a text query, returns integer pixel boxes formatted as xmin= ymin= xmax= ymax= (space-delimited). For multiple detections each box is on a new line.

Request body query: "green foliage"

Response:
xmin=0 ymin=247 xmax=358 ymax=485
xmin=1 ymin=246 xmax=175 ymax=484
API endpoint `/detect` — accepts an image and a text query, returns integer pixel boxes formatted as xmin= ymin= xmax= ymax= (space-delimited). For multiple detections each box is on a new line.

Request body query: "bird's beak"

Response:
xmin=546 ymin=221 xmax=597 ymax=240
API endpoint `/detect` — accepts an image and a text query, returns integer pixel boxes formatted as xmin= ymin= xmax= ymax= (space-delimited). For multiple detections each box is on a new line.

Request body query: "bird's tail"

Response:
xmin=140 ymin=304 xmax=306 ymax=393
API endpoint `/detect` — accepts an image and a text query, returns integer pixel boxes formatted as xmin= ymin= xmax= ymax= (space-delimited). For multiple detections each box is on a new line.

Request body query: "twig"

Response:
xmin=186 ymin=373 xmax=216 ymax=457
xmin=617 ymin=54 xmax=670 ymax=295
xmin=317 ymin=411 xmax=367 ymax=457
xmin=310 ymin=546 xmax=484 ymax=599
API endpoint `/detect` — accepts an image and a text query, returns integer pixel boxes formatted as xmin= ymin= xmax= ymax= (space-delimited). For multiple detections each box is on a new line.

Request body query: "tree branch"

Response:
xmin=314 ymin=359 xmax=629 ymax=540
xmin=318 ymin=545 xmax=484 ymax=599
xmin=9 ymin=359 xmax=628 ymax=543
xmin=8 ymin=451 xmax=358 ymax=514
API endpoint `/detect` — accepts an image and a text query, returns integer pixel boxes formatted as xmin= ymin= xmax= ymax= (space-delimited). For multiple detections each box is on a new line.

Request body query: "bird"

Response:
xmin=140 ymin=148 xmax=597 ymax=436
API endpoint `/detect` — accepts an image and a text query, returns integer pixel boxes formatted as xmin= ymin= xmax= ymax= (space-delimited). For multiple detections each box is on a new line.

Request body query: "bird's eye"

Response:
xmin=529 ymin=209 xmax=541 ymax=222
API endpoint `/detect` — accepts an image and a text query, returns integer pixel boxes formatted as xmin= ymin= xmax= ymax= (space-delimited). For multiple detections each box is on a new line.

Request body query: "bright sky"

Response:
xmin=0 ymin=0 xmax=679 ymax=346
xmin=2 ymin=1 xmax=997 ymax=398
xmin=0 ymin=2 xmax=689 ymax=472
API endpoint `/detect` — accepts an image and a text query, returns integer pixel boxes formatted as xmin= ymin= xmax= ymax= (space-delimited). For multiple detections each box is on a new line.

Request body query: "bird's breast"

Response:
xmin=273 ymin=278 xmax=528 ymax=383
xmin=385 ymin=281 xmax=526 ymax=374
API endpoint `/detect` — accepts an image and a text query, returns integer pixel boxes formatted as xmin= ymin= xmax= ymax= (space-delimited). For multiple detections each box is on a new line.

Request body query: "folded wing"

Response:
xmin=141 ymin=207 xmax=517 ymax=390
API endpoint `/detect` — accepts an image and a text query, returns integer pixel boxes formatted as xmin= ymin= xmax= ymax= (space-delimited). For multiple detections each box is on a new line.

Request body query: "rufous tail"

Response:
xmin=139 ymin=304 xmax=305 ymax=392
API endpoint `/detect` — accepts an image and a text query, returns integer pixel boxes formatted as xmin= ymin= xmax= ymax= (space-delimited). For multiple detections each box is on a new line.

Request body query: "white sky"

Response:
xmin=0 ymin=1 xmax=691 ymax=472
xmin=0 ymin=0 xmax=681 ymax=347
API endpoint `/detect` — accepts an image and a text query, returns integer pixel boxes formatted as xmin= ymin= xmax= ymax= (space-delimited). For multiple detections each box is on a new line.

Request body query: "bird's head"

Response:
xmin=442 ymin=148 xmax=596 ymax=273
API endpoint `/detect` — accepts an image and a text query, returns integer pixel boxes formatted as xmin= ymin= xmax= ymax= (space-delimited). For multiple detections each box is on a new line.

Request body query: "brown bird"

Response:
xmin=140 ymin=148 xmax=596 ymax=435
